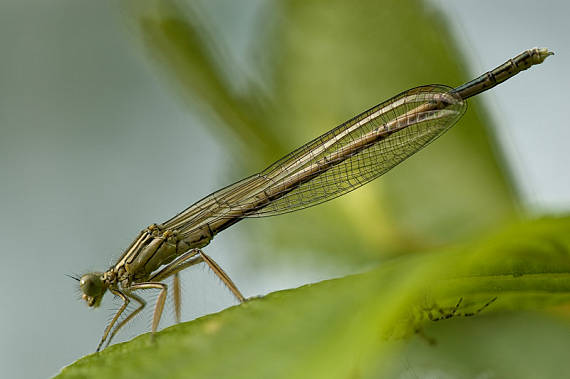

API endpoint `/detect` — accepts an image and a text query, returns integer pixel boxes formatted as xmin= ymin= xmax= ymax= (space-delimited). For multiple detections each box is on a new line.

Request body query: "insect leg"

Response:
xmin=149 ymin=249 xmax=202 ymax=322
xmin=97 ymin=289 xmax=129 ymax=352
xmin=104 ymin=292 xmax=146 ymax=348
xmin=151 ymin=248 xmax=245 ymax=303
xmin=173 ymin=273 xmax=181 ymax=323
xmin=197 ymin=250 xmax=245 ymax=302
xmin=427 ymin=297 xmax=463 ymax=322
xmin=460 ymin=296 xmax=498 ymax=317
xmin=129 ymin=282 xmax=168 ymax=337
xmin=149 ymin=249 xmax=201 ymax=282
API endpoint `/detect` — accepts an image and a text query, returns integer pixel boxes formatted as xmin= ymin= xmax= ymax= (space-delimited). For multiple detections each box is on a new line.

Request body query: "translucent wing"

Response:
xmin=245 ymin=85 xmax=466 ymax=216
xmin=163 ymin=85 xmax=466 ymax=238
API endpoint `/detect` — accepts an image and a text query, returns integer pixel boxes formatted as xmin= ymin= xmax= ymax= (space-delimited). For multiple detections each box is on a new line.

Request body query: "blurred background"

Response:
xmin=0 ymin=1 xmax=568 ymax=378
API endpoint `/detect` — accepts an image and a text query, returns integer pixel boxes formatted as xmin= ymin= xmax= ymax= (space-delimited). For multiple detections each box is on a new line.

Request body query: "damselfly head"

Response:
xmin=79 ymin=273 xmax=107 ymax=308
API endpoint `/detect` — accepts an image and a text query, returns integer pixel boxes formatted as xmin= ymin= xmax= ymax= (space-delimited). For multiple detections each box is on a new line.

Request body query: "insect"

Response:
xmin=425 ymin=297 xmax=499 ymax=322
xmin=75 ymin=48 xmax=552 ymax=351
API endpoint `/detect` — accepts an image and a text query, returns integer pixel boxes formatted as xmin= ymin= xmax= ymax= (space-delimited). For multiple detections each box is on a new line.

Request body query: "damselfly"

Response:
xmin=75 ymin=48 xmax=553 ymax=351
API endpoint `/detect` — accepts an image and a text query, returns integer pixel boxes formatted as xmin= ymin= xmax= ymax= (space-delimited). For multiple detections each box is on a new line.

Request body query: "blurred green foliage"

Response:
xmin=58 ymin=1 xmax=569 ymax=377
xmin=57 ymin=216 xmax=570 ymax=378
xmin=128 ymin=0 xmax=519 ymax=264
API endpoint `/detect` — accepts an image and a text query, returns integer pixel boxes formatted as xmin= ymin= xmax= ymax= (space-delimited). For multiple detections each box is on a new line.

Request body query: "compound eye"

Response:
xmin=80 ymin=274 xmax=103 ymax=297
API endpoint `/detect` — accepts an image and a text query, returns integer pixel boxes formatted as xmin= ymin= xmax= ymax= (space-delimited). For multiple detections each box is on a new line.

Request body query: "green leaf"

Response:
xmin=56 ymin=216 xmax=570 ymax=379
xmin=123 ymin=0 xmax=524 ymax=264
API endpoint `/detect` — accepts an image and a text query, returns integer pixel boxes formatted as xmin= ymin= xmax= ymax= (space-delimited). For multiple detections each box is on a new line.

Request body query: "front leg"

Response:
xmin=105 ymin=292 xmax=146 ymax=349
xmin=97 ymin=289 xmax=129 ymax=352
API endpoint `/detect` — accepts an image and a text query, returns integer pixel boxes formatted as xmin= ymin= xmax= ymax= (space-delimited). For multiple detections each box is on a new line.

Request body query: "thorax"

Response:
xmin=110 ymin=224 xmax=214 ymax=288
